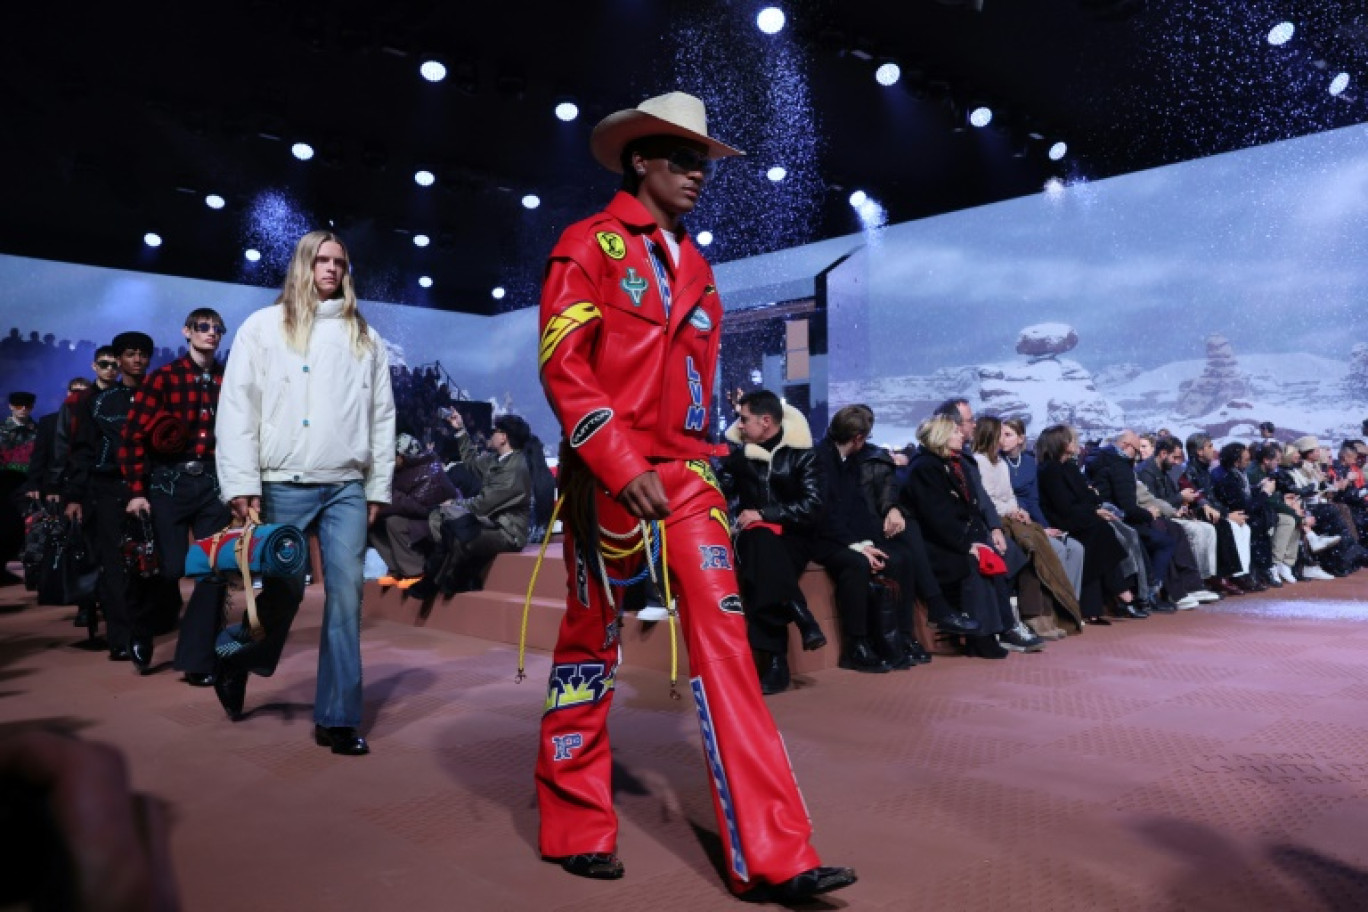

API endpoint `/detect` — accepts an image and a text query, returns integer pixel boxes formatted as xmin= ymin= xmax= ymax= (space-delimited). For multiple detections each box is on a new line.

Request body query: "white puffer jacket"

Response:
xmin=216 ymin=299 xmax=396 ymax=504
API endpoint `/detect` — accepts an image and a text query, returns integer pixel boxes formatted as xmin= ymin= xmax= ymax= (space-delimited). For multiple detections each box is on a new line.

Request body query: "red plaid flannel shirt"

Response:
xmin=120 ymin=355 xmax=223 ymax=496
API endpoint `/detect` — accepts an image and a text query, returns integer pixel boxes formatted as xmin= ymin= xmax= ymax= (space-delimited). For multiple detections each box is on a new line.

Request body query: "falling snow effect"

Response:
xmin=669 ymin=5 xmax=823 ymax=262
xmin=241 ymin=189 xmax=312 ymax=279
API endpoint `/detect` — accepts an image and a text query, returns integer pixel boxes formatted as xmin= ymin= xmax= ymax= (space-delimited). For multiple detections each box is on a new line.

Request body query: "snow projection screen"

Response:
xmin=826 ymin=123 xmax=1368 ymax=449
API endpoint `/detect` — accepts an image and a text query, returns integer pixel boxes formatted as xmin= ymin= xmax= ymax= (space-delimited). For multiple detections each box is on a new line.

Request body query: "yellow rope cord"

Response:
xmin=517 ymin=496 xmax=564 ymax=682
xmin=657 ymin=521 xmax=680 ymax=700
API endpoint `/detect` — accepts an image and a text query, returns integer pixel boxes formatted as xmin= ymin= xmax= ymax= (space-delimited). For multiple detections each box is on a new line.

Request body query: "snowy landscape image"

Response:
xmin=826 ymin=123 xmax=1368 ymax=449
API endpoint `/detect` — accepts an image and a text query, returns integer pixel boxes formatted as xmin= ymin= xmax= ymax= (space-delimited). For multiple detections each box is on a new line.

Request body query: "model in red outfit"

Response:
xmin=534 ymin=92 xmax=855 ymax=902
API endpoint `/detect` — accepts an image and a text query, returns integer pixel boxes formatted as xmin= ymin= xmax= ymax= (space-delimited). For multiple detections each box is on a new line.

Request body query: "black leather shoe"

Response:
xmin=1113 ymin=601 xmax=1150 ymax=619
xmin=108 ymin=646 xmax=131 ymax=662
xmin=184 ymin=672 xmax=215 ymax=687
xmin=905 ymin=638 xmax=932 ymax=665
xmin=789 ymin=601 xmax=828 ymax=651
xmin=314 ymin=725 xmax=370 ymax=755
xmin=73 ymin=607 xmax=91 ymax=628
xmin=1083 ymin=616 xmax=1112 ymax=626
xmin=839 ymin=639 xmax=891 ymax=673
xmin=968 ymin=635 xmax=1009 ymax=659
xmin=932 ymin=611 xmax=981 ymax=635
xmin=1146 ymin=598 xmax=1179 ymax=613
xmin=554 ymin=853 xmax=624 ymax=880
xmin=213 ymin=668 xmax=247 ymax=720
xmin=768 ymin=865 xmax=857 ymax=902
xmin=129 ymin=637 xmax=153 ymax=674
xmin=759 ymin=653 xmax=791 ymax=695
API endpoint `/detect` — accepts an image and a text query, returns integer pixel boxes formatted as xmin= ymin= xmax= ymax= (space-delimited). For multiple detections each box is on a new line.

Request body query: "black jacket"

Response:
xmin=813 ymin=438 xmax=881 ymax=546
xmin=854 ymin=443 xmax=899 ymax=522
xmin=1038 ymin=458 xmax=1110 ymax=534
xmin=1085 ymin=445 xmax=1150 ymax=525
xmin=718 ymin=404 xmax=821 ymax=533
xmin=899 ymin=450 xmax=991 ymax=583
xmin=1137 ymin=457 xmax=1183 ymax=510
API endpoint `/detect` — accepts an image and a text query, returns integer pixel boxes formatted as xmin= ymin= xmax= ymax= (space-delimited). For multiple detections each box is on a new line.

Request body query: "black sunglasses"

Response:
xmin=190 ymin=321 xmax=227 ymax=335
xmin=96 ymin=359 xmax=119 ymax=369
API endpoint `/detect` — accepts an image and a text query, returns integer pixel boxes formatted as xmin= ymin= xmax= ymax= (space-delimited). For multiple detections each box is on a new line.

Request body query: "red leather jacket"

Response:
xmin=539 ymin=191 xmax=724 ymax=497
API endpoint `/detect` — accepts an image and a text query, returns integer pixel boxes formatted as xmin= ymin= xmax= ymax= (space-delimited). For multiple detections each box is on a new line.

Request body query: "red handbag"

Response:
xmin=976 ymin=546 xmax=1007 ymax=576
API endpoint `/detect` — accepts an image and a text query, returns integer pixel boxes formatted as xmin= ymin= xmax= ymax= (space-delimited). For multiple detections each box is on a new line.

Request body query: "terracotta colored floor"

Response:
xmin=3 ymin=569 xmax=1368 ymax=911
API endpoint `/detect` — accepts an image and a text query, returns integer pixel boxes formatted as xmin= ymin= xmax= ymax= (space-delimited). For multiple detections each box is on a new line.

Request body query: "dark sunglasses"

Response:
xmin=651 ymin=146 xmax=715 ymax=178
xmin=190 ymin=322 xmax=227 ymax=335
xmin=96 ymin=360 xmax=119 ymax=369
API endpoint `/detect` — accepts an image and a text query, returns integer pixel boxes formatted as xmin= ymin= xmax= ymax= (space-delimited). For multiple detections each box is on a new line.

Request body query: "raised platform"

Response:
xmin=362 ymin=545 xmax=946 ymax=674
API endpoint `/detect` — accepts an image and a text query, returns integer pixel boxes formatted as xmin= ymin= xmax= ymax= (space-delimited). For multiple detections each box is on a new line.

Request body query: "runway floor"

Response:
xmin=3 ymin=570 xmax=1368 ymax=911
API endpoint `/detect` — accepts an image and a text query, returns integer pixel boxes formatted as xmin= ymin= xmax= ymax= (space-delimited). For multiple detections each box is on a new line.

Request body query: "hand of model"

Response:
xmin=618 ymin=471 xmax=671 ymax=520
xmin=228 ymin=495 xmax=261 ymax=523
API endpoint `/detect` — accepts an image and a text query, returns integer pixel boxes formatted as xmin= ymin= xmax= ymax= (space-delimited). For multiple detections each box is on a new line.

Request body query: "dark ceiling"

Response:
xmin=2 ymin=0 xmax=1365 ymax=316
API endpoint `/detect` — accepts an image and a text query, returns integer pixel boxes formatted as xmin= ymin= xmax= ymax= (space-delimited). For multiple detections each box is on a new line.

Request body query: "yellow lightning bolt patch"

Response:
xmin=686 ymin=459 xmax=721 ymax=491
xmin=709 ymin=507 xmax=732 ymax=538
xmin=539 ymin=302 xmax=602 ymax=370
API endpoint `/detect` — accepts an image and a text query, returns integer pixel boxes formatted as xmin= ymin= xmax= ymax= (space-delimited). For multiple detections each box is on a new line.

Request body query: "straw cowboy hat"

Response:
xmin=590 ymin=91 xmax=744 ymax=173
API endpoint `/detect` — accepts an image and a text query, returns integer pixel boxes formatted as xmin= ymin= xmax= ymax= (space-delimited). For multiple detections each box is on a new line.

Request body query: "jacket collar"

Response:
xmin=724 ymin=402 xmax=813 ymax=463
xmin=606 ymin=191 xmax=692 ymax=243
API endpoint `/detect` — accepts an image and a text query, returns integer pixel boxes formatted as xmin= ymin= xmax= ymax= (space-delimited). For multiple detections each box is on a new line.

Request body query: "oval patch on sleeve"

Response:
xmin=596 ymin=231 xmax=627 ymax=260
xmin=570 ymin=408 xmax=613 ymax=447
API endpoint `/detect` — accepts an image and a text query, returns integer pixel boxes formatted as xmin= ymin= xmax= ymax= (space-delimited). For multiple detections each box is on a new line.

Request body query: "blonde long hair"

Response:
xmin=277 ymin=230 xmax=374 ymax=357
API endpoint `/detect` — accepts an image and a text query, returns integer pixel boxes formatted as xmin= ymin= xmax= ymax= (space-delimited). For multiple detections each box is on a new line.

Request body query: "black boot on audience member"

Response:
xmin=967 ymin=635 xmax=1009 ymax=659
xmin=838 ymin=638 xmax=891 ymax=673
xmin=789 ymin=600 xmax=827 ymax=651
xmin=757 ymin=651 xmax=791 ymax=695
xmin=904 ymin=637 xmax=932 ymax=665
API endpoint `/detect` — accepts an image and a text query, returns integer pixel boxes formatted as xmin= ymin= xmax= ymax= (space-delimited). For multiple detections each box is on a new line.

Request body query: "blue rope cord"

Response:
xmin=603 ymin=521 xmax=663 ymax=588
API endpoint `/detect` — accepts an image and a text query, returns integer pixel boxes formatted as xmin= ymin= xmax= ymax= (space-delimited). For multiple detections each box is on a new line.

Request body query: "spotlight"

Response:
xmin=696 ymin=230 xmax=714 ymax=246
xmin=1267 ymin=22 xmax=1295 ymax=46
xmin=205 ymin=194 xmax=226 ymax=210
xmin=291 ymin=142 xmax=314 ymax=161
xmin=875 ymin=62 xmax=901 ymax=86
xmin=414 ymin=170 xmax=435 ymax=187
xmin=1044 ymin=177 xmax=1066 ymax=196
xmin=1330 ymin=72 xmax=1350 ymax=96
xmin=413 ymin=234 xmax=430 ymax=247
xmin=555 ymin=101 xmax=579 ymax=122
xmin=969 ymin=106 xmax=993 ymax=128
xmin=757 ymin=7 xmax=785 ymax=34
xmin=419 ymin=276 xmax=433 ymax=288
xmin=856 ymin=198 xmax=886 ymax=230
xmin=848 ymin=190 xmax=867 ymax=207
xmin=1048 ymin=141 xmax=1068 ymax=161
xmin=143 ymin=232 xmax=162 ymax=248
xmin=245 ymin=248 xmax=261 ymax=262
xmin=767 ymin=166 xmax=787 ymax=182
xmin=491 ymin=286 xmax=506 ymax=300
xmin=420 ymin=60 xmax=447 ymax=82
xmin=521 ymin=194 xmax=541 ymax=210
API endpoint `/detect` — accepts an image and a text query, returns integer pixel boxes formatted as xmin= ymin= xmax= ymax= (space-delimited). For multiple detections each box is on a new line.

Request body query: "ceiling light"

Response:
xmin=522 ymin=194 xmax=541 ymax=209
xmin=757 ymin=7 xmax=785 ymax=34
xmin=414 ymin=170 xmax=435 ymax=186
xmin=413 ymin=234 xmax=430 ymax=247
xmin=555 ymin=102 xmax=579 ymax=122
xmin=1267 ymin=22 xmax=1295 ymax=46
xmin=419 ymin=276 xmax=433 ymax=288
xmin=1048 ymin=141 xmax=1068 ymax=161
xmin=291 ymin=142 xmax=314 ymax=161
xmin=420 ymin=60 xmax=447 ymax=82
xmin=491 ymin=286 xmax=506 ymax=300
xmin=205 ymin=194 xmax=226 ymax=210
xmin=1330 ymin=72 xmax=1350 ymax=96
xmin=244 ymin=248 xmax=261 ymax=262
xmin=848 ymin=190 xmax=867 ymax=207
xmin=143 ymin=232 xmax=162 ymax=248
xmin=1044 ymin=177 xmax=1066 ymax=196
xmin=969 ymin=106 xmax=993 ymax=127
xmin=696 ymin=230 xmax=714 ymax=246
xmin=767 ymin=166 xmax=787 ymax=182
xmin=875 ymin=63 xmax=901 ymax=86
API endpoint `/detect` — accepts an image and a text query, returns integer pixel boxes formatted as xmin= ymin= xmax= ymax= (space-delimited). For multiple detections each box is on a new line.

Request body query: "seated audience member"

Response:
xmin=1084 ymin=429 xmax=1179 ymax=612
xmin=1210 ymin=442 xmax=1281 ymax=589
xmin=1247 ymin=441 xmax=1304 ymax=585
xmin=1137 ymin=436 xmax=1220 ymax=588
xmin=1132 ymin=436 xmax=1221 ymax=606
xmin=971 ymin=417 xmax=1083 ymax=637
xmin=1330 ymin=440 xmax=1367 ymax=539
xmin=815 ymin=406 xmax=930 ymax=670
xmin=1 ymin=391 xmax=39 ymax=582
xmin=1285 ymin=437 xmax=1364 ymax=575
xmin=900 ymin=415 xmax=1033 ymax=658
xmin=370 ymin=434 xmax=458 ymax=588
xmin=410 ymin=413 xmax=532 ymax=599
xmin=1184 ymin=433 xmax=1260 ymax=591
xmin=721 ymin=391 xmax=887 ymax=694
xmin=1035 ymin=423 xmax=1143 ymax=624
xmin=1258 ymin=421 xmax=1277 ymax=440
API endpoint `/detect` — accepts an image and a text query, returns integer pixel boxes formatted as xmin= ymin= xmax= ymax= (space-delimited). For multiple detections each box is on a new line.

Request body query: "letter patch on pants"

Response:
xmin=699 ymin=544 xmax=732 ymax=570
xmin=551 ymin=733 xmax=584 ymax=761
xmin=692 ymin=677 xmax=749 ymax=882
xmin=545 ymin=662 xmax=615 ymax=714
